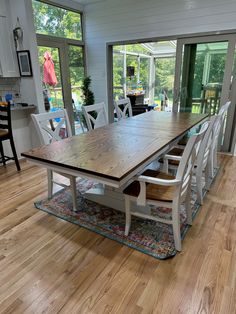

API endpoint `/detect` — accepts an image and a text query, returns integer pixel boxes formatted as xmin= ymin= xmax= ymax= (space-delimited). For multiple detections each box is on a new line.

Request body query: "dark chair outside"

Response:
xmin=0 ymin=102 xmax=20 ymax=171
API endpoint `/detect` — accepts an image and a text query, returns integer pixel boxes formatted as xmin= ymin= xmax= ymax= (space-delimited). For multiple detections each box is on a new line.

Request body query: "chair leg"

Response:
xmin=0 ymin=141 xmax=5 ymax=166
xmin=70 ymin=176 xmax=77 ymax=212
xmin=47 ymin=169 xmax=53 ymax=199
xmin=172 ymin=202 xmax=182 ymax=251
xmin=125 ymin=196 xmax=131 ymax=236
xmin=10 ymin=137 xmax=20 ymax=171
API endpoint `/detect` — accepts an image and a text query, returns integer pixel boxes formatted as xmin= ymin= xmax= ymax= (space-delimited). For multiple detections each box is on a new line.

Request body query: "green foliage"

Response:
xmin=81 ymin=76 xmax=96 ymax=127
xmin=81 ymin=76 xmax=95 ymax=106
xmin=155 ymin=57 xmax=175 ymax=101
xmin=192 ymin=52 xmax=226 ymax=99
xmin=113 ymin=44 xmax=150 ymax=100
xmin=32 ymin=0 xmax=82 ymax=40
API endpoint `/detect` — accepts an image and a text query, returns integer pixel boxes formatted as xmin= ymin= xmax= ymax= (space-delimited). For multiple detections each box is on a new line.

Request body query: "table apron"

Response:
xmin=25 ymin=145 xmax=171 ymax=188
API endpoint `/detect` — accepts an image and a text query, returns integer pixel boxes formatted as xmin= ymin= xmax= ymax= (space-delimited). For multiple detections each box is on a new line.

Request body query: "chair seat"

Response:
xmin=0 ymin=129 xmax=9 ymax=137
xmin=159 ymin=147 xmax=183 ymax=166
xmin=123 ymin=169 xmax=176 ymax=202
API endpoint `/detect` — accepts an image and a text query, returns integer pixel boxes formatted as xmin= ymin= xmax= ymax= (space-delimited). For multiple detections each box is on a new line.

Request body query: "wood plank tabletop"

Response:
xmin=22 ymin=111 xmax=208 ymax=182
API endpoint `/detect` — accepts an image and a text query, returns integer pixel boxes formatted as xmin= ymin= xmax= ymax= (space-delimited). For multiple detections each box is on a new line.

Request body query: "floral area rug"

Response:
xmin=35 ymin=178 xmax=202 ymax=260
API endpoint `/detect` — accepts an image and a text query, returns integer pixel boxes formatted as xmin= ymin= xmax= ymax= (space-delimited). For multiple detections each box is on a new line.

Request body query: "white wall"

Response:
xmin=1 ymin=0 xmax=83 ymax=157
xmin=84 ymin=0 xmax=236 ymax=110
xmin=8 ymin=0 xmax=44 ymax=112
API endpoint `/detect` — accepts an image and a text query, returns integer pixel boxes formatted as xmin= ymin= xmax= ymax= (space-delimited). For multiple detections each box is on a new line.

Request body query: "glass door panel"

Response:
xmin=154 ymin=56 xmax=176 ymax=111
xmin=38 ymin=46 xmax=64 ymax=110
xmin=179 ymin=41 xmax=228 ymax=114
xmin=113 ymin=52 xmax=125 ymax=101
xmin=68 ymin=45 xmax=85 ymax=134
xmin=174 ymin=35 xmax=236 ymax=152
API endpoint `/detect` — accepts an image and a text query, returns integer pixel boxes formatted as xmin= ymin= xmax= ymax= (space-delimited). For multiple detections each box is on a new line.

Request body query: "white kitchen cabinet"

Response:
xmin=0 ymin=16 xmax=19 ymax=77
xmin=0 ymin=0 xmax=6 ymax=17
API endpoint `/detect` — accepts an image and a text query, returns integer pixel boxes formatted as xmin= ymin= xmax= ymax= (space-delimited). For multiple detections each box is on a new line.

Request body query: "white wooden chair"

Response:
xmin=193 ymin=116 xmax=218 ymax=204
xmin=123 ymin=122 xmax=209 ymax=251
xmin=82 ymin=102 xmax=108 ymax=131
xmin=114 ymin=98 xmax=133 ymax=120
xmin=31 ymin=109 xmax=78 ymax=211
xmin=163 ymin=119 xmax=217 ymax=205
xmin=209 ymin=101 xmax=231 ymax=177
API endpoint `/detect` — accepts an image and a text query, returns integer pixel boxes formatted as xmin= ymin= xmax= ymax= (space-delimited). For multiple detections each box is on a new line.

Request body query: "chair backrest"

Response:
xmin=196 ymin=116 xmax=217 ymax=173
xmin=82 ymin=102 xmax=108 ymax=131
xmin=114 ymin=98 xmax=133 ymax=120
xmin=0 ymin=102 xmax=12 ymax=134
xmin=176 ymin=121 xmax=209 ymax=202
xmin=211 ymin=101 xmax=231 ymax=151
xmin=31 ymin=109 xmax=72 ymax=145
xmin=218 ymin=101 xmax=231 ymax=117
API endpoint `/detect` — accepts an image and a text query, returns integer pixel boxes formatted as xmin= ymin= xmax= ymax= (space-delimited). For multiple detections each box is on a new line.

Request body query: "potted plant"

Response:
xmin=80 ymin=76 xmax=96 ymax=129
xmin=82 ymin=76 xmax=95 ymax=107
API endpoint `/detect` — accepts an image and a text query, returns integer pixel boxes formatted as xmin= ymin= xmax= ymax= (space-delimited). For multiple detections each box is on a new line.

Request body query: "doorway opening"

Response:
xmin=112 ymin=41 xmax=176 ymax=112
xmin=110 ymin=34 xmax=236 ymax=152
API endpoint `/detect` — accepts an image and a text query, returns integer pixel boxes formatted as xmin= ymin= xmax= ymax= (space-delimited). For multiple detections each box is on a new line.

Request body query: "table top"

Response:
xmin=22 ymin=111 xmax=208 ymax=184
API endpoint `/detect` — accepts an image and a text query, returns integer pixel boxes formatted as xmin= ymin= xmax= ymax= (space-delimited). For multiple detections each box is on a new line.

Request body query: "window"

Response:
xmin=32 ymin=0 xmax=82 ymax=40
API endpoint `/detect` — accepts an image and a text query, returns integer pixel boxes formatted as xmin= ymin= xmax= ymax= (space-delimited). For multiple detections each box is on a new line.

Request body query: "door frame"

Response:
xmin=37 ymin=34 xmax=86 ymax=133
xmin=173 ymin=34 xmax=236 ymax=151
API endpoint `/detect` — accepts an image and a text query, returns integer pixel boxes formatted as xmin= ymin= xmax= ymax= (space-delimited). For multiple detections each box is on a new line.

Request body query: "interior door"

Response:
xmin=173 ymin=34 xmax=236 ymax=152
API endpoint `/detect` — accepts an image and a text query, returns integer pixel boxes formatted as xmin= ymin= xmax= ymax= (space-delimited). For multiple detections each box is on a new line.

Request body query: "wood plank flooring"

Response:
xmin=0 ymin=156 xmax=235 ymax=314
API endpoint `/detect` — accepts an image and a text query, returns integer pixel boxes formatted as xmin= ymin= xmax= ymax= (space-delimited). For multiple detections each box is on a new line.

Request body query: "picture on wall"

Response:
xmin=17 ymin=50 xmax=33 ymax=77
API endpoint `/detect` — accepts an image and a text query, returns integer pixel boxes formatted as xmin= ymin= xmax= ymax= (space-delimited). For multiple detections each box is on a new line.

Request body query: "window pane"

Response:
xmin=32 ymin=0 xmax=82 ymax=40
xmin=139 ymin=57 xmax=150 ymax=97
xmin=113 ymin=52 xmax=124 ymax=101
xmin=126 ymin=55 xmax=138 ymax=92
xmin=155 ymin=57 xmax=175 ymax=111
xmin=38 ymin=46 xmax=64 ymax=110
xmin=69 ymin=45 xmax=84 ymax=108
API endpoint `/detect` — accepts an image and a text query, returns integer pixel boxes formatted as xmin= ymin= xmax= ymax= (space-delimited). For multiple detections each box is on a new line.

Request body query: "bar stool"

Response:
xmin=0 ymin=102 xmax=20 ymax=171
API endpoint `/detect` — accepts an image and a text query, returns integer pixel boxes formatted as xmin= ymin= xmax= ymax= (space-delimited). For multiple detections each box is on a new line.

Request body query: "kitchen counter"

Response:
xmin=11 ymin=104 xmax=36 ymax=111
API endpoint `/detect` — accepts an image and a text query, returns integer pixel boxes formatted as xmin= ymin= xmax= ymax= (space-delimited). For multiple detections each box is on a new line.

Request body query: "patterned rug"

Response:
xmin=35 ymin=178 xmax=202 ymax=260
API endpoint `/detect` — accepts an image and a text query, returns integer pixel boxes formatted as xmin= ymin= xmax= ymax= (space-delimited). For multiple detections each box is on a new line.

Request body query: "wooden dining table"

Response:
xmin=22 ymin=111 xmax=208 ymax=211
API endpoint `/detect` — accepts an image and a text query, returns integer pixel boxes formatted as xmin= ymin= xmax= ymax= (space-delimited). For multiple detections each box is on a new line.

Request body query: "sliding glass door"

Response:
xmin=173 ymin=34 xmax=236 ymax=151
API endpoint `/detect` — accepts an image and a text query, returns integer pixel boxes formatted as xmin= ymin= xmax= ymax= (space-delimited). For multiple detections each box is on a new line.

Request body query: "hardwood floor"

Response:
xmin=0 ymin=156 xmax=235 ymax=314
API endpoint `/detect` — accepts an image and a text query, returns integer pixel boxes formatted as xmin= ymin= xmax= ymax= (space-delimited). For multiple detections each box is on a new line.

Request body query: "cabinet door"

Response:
xmin=0 ymin=0 xmax=6 ymax=17
xmin=0 ymin=16 xmax=19 ymax=77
